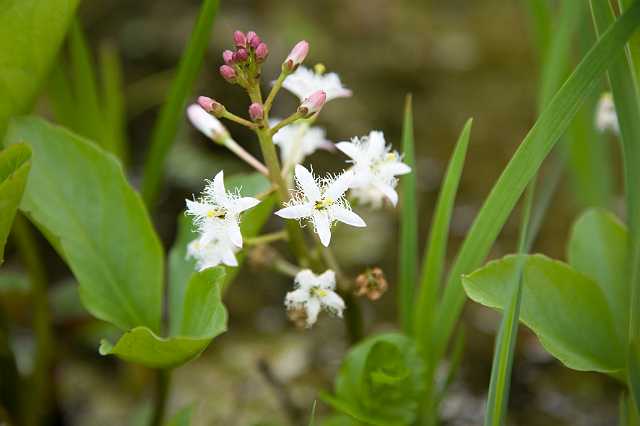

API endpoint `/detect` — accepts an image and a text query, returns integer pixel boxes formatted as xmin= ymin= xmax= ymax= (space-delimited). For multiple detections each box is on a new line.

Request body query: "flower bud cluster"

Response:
xmin=220 ymin=30 xmax=269 ymax=86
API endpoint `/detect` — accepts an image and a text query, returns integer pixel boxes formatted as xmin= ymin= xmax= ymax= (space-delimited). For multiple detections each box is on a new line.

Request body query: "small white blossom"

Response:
xmin=336 ymin=131 xmax=411 ymax=207
xmin=596 ymin=92 xmax=620 ymax=135
xmin=186 ymin=170 xmax=261 ymax=248
xmin=271 ymin=119 xmax=333 ymax=165
xmin=275 ymin=165 xmax=366 ymax=247
xmin=187 ymin=224 xmax=239 ymax=270
xmin=282 ymin=66 xmax=352 ymax=102
xmin=285 ymin=269 xmax=345 ymax=327
xmin=187 ymin=104 xmax=229 ymax=143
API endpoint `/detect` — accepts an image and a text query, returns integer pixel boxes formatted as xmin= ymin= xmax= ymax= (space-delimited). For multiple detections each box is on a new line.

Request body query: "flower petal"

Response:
xmin=212 ymin=170 xmax=227 ymax=202
xmin=295 ymin=164 xmax=321 ymax=201
xmin=331 ymin=206 xmax=366 ymax=227
xmin=335 ymin=142 xmax=360 ymax=160
xmin=222 ymin=247 xmax=238 ymax=267
xmin=233 ymin=196 xmax=261 ymax=213
xmin=321 ymin=291 xmax=345 ymax=317
xmin=313 ymin=212 xmax=332 ymax=247
xmin=294 ymin=269 xmax=316 ymax=290
xmin=226 ymin=218 xmax=243 ymax=248
xmin=275 ymin=203 xmax=313 ymax=219
xmin=381 ymin=161 xmax=411 ymax=176
xmin=325 ymin=171 xmax=354 ymax=200
xmin=305 ymin=298 xmax=322 ymax=327
xmin=374 ymin=181 xmax=399 ymax=206
xmin=285 ymin=288 xmax=309 ymax=306
xmin=367 ymin=131 xmax=387 ymax=157
xmin=317 ymin=270 xmax=336 ymax=290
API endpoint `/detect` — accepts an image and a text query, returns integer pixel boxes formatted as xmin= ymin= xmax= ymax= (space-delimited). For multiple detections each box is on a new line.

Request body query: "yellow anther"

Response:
xmin=314 ymin=63 xmax=326 ymax=75
xmin=314 ymin=197 xmax=334 ymax=210
xmin=312 ymin=288 xmax=328 ymax=297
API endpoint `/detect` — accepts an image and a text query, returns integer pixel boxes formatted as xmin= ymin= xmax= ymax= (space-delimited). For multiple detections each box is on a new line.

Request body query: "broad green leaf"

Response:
xmin=323 ymin=333 xmax=425 ymax=426
xmin=568 ymin=209 xmax=628 ymax=340
xmin=398 ymin=94 xmax=417 ymax=333
xmin=99 ymin=267 xmax=227 ymax=369
xmin=141 ymin=0 xmax=221 ymax=207
xmin=0 ymin=144 xmax=31 ymax=263
xmin=431 ymin=2 xmax=640 ymax=372
xmin=463 ymin=254 xmax=623 ymax=373
xmin=5 ymin=117 xmax=163 ymax=332
xmin=414 ymin=118 xmax=472 ymax=341
xmin=0 ymin=0 xmax=80 ymax=137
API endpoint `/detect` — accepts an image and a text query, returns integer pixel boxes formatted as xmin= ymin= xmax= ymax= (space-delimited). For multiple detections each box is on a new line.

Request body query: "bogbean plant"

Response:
xmin=2 ymin=1 xmax=640 ymax=425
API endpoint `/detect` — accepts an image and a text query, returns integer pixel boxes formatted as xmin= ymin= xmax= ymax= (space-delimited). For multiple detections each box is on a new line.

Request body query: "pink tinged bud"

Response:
xmin=233 ymin=48 xmax=249 ymax=62
xmin=248 ymin=102 xmax=264 ymax=121
xmin=233 ymin=30 xmax=247 ymax=48
xmin=284 ymin=40 xmax=309 ymax=71
xmin=187 ymin=104 xmax=228 ymax=143
xmin=298 ymin=90 xmax=326 ymax=116
xmin=219 ymin=65 xmax=237 ymax=82
xmin=255 ymin=42 xmax=269 ymax=62
xmin=247 ymin=31 xmax=262 ymax=49
xmin=222 ymin=49 xmax=234 ymax=64
xmin=197 ymin=96 xmax=225 ymax=117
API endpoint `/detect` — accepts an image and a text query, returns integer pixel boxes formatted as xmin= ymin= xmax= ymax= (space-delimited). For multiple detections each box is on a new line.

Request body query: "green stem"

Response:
xmin=270 ymin=111 xmax=303 ymax=136
xmin=264 ymin=70 xmax=287 ymax=115
xmin=13 ymin=215 xmax=53 ymax=426
xmin=150 ymin=369 xmax=172 ymax=426
xmin=244 ymin=231 xmax=288 ymax=246
xmin=221 ymin=110 xmax=257 ymax=129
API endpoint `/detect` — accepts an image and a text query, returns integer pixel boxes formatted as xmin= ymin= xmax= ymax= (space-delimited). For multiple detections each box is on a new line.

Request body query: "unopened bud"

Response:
xmin=283 ymin=40 xmax=309 ymax=72
xmin=233 ymin=48 xmax=249 ymax=63
xmin=298 ymin=90 xmax=326 ymax=117
xmin=354 ymin=267 xmax=388 ymax=301
xmin=247 ymin=31 xmax=262 ymax=49
xmin=255 ymin=42 xmax=269 ymax=62
xmin=187 ymin=104 xmax=229 ymax=143
xmin=222 ymin=49 xmax=234 ymax=64
xmin=249 ymin=102 xmax=264 ymax=121
xmin=197 ymin=96 xmax=225 ymax=117
xmin=233 ymin=30 xmax=247 ymax=48
xmin=219 ymin=65 xmax=237 ymax=83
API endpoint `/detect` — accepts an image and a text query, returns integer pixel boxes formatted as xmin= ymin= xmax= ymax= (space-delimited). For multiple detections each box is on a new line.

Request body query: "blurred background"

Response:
xmin=1 ymin=0 xmax=625 ymax=424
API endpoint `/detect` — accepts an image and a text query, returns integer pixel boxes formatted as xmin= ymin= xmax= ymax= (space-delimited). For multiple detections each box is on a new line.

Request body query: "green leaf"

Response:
xmin=0 ymin=144 xmax=31 ymax=263
xmin=414 ymin=118 xmax=472 ymax=342
xmin=5 ymin=116 xmax=164 ymax=332
xmin=568 ymin=209 xmax=628 ymax=340
xmin=431 ymin=1 xmax=640 ymax=372
xmin=167 ymin=405 xmax=194 ymax=426
xmin=398 ymin=94 xmax=417 ymax=333
xmin=0 ymin=0 xmax=80 ymax=138
xmin=99 ymin=42 xmax=128 ymax=164
xmin=99 ymin=267 xmax=227 ymax=369
xmin=141 ymin=0 xmax=221 ymax=207
xmin=463 ymin=254 xmax=623 ymax=373
xmin=323 ymin=333 xmax=425 ymax=426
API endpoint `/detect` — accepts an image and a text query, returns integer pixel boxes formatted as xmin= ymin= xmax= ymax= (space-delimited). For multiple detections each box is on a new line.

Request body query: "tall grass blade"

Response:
xmin=99 ymin=43 xmax=128 ymax=164
xmin=524 ymin=0 xmax=552 ymax=61
xmin=141 ymin=0 xmax=220 ymax=208
xmin=414 ymin=118 xmax=472 ymax=341
xmin=399 ymin=94 xmax=417 ymax=333
xmin=591 ymin=0 xmax=640 ymax=412
xmin=428 ymin=1 xmax=640 ymax=387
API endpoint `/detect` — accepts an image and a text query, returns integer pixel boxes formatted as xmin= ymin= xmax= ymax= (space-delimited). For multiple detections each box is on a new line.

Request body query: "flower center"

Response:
xmin=314 ymin=197 xmax=334 ymax=210
xmin=311 ymin=287 xmax=328 ymax=297
xmin=207 ymin=208 xmax=226 ymax=219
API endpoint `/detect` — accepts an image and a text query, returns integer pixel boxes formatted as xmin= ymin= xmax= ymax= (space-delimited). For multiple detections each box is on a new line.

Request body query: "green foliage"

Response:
xmin=323 ymin=333 xmax=425 ymax=426
xmin=0 ymin=144 xmax=31 ymax=263
xmin=5 ymin=117 xmax=164 ymax=332
xmin=99 ymin=267 xmax=227 ymax=369
xmin=166 ymin=405 xmax=194 ymax=426
xmin=0 ymin=0 xmax=80 ymax=138
xmin=463 ymin=254 xmax=623 ymax=374
xmin=141 ymin=0 xmax=221 ymax=207
xmin=398 ymin=95 xmax=417 ymax=333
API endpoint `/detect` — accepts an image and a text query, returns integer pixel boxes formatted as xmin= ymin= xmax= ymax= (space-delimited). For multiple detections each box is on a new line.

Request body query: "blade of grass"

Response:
xmin=99 ymin=42 xmax=128 ymax=165
xmin=428 ymin=1 xmax=640 ymax=390
xmin=141 ymin=0 xmax=220 ymax=208
xmin=414 ymin=118 xmax=472 ymax=340
xmin=591 ymin=0 xmax=640 ymax=412
xmin=399 ymin=94 xmax=418 ymax=333
xmin=524 ymin=0 xmax=552 ymax=61
xmin=619 ymin=0 xmax=640 ymax=82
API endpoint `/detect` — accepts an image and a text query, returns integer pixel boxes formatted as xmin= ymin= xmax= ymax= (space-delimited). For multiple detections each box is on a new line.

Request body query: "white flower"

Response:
xmin=282 ymin=66 xmax=352 ymax=102
xmin=187 ymin=224 xmax=239 ymax=270
xmin=271 ymin=120 xmax=334 ymax=165
xmin=275 ymin=165 xmax=366 ymax=247
xmin=596 ymin=92 xmax=620 ymax=135
xmin=187 ymin=104 xmax=229 ymax=143
xmin=336 ymin=131 xmax=411 ymax=207
xmin=186 ymin=170 xmax=260 ymax=248
xmin=285 ymin=269 xmax=345 ymax=327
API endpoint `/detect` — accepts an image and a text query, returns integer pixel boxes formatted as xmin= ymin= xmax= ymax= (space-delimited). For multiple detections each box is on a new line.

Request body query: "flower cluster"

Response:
xmin=184 ymin=31 xmax=411 ymax=326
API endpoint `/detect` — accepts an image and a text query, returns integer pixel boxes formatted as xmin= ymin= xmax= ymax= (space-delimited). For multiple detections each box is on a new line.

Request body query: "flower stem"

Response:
xmin=223 ymin=138 xmax=269 ymax=176
xmin=270 ymin=111 xmax=303 ymax=136
xmin=221 ymin=110 xmax=258 ymax=129
xmin=244 ymin=231 xmax=288 ymax=246
xmin=149 ymin=369 xmax=171 ymax=426
xmin=264 ymin=70 xmax=287 ymax=115
xmin=12 ymin=215 xmax=53 ymax=426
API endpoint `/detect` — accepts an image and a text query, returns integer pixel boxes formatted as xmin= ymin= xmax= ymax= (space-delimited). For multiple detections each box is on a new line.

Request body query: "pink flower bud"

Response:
xmin=298 ymin=90 xmax=326 ymax=116
xmin=222 ymin=49 xmax=234 ymax=64
xmin=219 ymin=65 xmax=237 ymax=82
xmin=233 ymin=48 xmax=249 ymax=63
xmin=255 ymin=42 xmax=269 ymax=62
xmin=247 ymin=31 xmax=262 ymax=49
xmin=197 ymin=96 xmax=225 ymax=117
xmin=233 ymin=30 xmax=247 ymax=48
xmin=284 ymin=40 xmax=309 ymax=71
xmin=248 ymin=102 xmax=264 ymax=121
